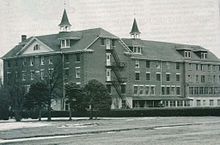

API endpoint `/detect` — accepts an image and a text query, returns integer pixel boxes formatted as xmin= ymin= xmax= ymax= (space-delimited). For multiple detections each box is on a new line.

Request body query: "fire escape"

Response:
xmin=106 ymin=43 xmax=131 ymax=109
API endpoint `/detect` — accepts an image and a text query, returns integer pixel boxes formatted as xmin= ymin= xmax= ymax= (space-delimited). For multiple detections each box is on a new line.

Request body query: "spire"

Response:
xmin=130 ymin=18 xmax=140 ymax=39
xmin=59 ymin=9 xmax=71 ymax=32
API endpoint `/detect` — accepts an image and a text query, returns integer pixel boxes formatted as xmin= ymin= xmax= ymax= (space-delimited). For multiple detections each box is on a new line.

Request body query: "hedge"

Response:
xmin=20 ymin=107 xmax=220 ymax=119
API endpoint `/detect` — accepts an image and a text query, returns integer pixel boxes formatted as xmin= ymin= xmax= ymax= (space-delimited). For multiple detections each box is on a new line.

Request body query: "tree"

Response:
xmin=0 ymin=85 xmax=9 ymax=120
xmin=83 ymin=79 xmax=112 ymax=119
xmin=25 ymin=82 xmax=48 ymax=121
xmin=65 ymin=82 xmax=85 ymax=120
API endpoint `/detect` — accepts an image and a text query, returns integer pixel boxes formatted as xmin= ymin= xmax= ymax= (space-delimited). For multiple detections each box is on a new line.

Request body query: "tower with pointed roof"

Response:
xmin=59 ymin=9 xmax=71 ymax=32
xmin=130 ymin=18 xmax=140 ymax=39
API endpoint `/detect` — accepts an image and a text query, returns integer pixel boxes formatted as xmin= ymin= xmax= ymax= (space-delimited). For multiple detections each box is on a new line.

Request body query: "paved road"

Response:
xmin=1 ymin=117 xmax=220 ymax=145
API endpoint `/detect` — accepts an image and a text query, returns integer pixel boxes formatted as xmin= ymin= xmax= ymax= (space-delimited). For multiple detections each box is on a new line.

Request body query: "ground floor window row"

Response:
xmin=132 ymin=100 xmax=190 ymax=108
xmin=133 ymin=85 xmax=181 ymax=96
xmin=189 ymin=87 xmax=220 ymax=95
xmin=196 ymin=99 xmax=220 ymax=107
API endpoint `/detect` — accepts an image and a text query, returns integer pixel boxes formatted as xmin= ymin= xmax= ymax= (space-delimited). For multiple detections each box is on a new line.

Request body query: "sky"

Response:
xmin=0 ymin=0 xmax=220 ymax=58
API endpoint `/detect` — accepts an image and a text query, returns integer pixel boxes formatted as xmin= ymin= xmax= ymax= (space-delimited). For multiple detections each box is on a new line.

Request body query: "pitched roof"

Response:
xmin=58 ymin=9 xmax=71 ymax=27
xmin=122 ymin=38 xmax=220 ymax=62
xmin=2 ymin=28 xmax=118 ymax=59
xmin=130 ymin=18 xmax=140 ymax=35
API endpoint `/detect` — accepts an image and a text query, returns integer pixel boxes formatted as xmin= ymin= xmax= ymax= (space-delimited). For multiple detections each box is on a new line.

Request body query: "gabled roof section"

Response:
xmin=59 ymin=9 xmax=71 ymax=27
xmin=98 ymin=28 xmax=118 ymax=39
xmin=122 ymin=38 xmax=220 ymax=62
xmin=130 ymin=18 xmax=140 ymax=35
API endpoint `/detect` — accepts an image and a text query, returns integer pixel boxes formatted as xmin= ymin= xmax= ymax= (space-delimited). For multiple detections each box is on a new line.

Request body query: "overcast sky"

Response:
xmin=0 ymin=0 xmax=220 ymax=58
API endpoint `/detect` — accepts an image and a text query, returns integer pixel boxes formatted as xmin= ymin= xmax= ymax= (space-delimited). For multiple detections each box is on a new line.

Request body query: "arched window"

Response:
xmin=33 ymin=44 xmax=40 ymax=50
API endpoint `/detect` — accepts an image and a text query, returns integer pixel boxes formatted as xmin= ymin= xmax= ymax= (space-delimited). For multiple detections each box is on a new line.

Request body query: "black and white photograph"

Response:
xmin=0 ymin=0 xmax=220 ymax=144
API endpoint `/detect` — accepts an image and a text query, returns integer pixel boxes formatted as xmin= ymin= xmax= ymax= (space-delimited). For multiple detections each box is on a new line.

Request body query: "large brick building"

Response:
xmin=2 ymin=9 xmax=220 ymax=110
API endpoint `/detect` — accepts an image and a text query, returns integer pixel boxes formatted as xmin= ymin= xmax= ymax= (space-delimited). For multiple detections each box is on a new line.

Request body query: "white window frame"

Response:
xmin=75 ymin=67 xmax=81 ymax=79
xmin=30 ymin=70 xmax=34 ymax=80
xmin=61 ymin=39 xmax=71 ymax=48
xmin=135 ymin=60 xmax=140 ymax=68
xmin=40 ymin=69 xmax=44 ymax=80
xmin=40 ymin=56 xmax=44 ymax=65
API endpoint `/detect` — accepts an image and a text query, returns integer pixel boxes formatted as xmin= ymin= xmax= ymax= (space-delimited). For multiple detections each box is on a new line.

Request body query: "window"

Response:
xmin=201 ymin=75 xmax=205 ymax=83
xmin=121 ymin=84 xmax=126 ymax=94
xmin=64 ymin=55 xmax=69 ymax=63
xmin=146 ymin=61 xmax=150 ymax=68
xmin=200 ymin=64 xmax=203 ymax=71
xmin=135 ymin=60 xmax=140 ymax=68
xmin=30 ymin=57 xmax=34 ymax=66
xmin=194 ymin=87 xmax=199 ymax=94
xmin=171 ymin=87 xmax=175 ymax=95
xmin=146 ymin=72 xmax=150 ymax=81
xmin=161 ymin=86 xmax=165 ymax=95
xmin=23 ymin=59 xmax=26 ymax=66
xmin=189 ymin=63 xmax=192 ymax=70
xmin=203 ymin=100 xmax=206 ymax=106
xmin=33 ymin=44 xmax=40 ymax=50
xmin=176 ymin=74 xmax=180 ymax=81
xmin=176 ymin=86 xmax=181 ymax=95
xmin=106 ymin=69 xmax=111 ymax=81
xmin=166 ymin=86 xmax=170 ymax=95
xmin=49 ymin=57 xmax=53 ymax=64
xmin=184 ymin=51 xmax=191 ymax=58
xmin=196 ymin=100 xmax=201 ymax=106
xmin=199 ymin=87 xmax=204 ymax=94
xmin=106 ymin=39 xmax=111 ymax=50
xmin=213 ymin=75 xmax=216 ymax=82
xmin=101 ymin=38 xmax=105 ymax=45
xmin=201 ymin=52 xmax=207 ymax=59
xmin=61 ymin=39 xmax=70 ymax=48
xmin=133 ymin=86 xmax=138 ymax=95
xmin=150 ymin=86 xmax=155 ymax=95
xmin=156 ymin=62 xmax=160 ymax=69
xmin=145 ymin=86 xmax=150 ymax=95
xmin=139 ymin=86 xmax=144 ymax=95
xmin=156 ymin=73 xmax=161 ymax=81
xmin=75 ymin=67 xmax=80 ymax=78
xmin=40 ymin=69 xmax=44 ymax=80
xmin=135 ymin=72 xmax=140 ymax=81
xmin=166 ymin=73 xmax=170 ymax=81
xmin=209 ymin=100 xmax=214 ymax=106
xmin=40 ymin=56 xmax=44 ymax=65
xmin=30 ymin=71 xmax=34 ymax=80
xmin=66 ymin=39 xmax=70 ymax=47
xmin=217 ymin=100 xmax=220 ymax=106
xmin=61 ymin=40 xmax=65 ymax=47
xmin=170 ymin=101 xmax=176 ymax=107
xmin=22 ymin=72 xmax=26 ymax=81
xmin=76 ymin=53 xmax=80 ymax=62
xmin=133 ymin=46 xmax=142 ymax=54
xmin=204 ymin=87 xmax=208 ymax=94
xmin=176 ymin=63 xmax=180 ymax=69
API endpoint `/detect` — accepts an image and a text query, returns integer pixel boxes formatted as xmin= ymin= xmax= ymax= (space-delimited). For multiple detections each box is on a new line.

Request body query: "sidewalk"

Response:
xmin=0 ymin=117 xmax=219 ymax=141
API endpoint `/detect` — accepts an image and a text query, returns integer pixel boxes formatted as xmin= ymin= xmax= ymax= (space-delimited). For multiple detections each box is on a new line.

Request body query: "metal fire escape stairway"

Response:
xmin=106 ymin=46 xmax=131 ymax=109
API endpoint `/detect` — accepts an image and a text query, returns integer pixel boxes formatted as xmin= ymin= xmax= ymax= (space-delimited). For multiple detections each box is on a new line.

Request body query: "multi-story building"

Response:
xmin=2 ymin=9 xmax=220 ymax=110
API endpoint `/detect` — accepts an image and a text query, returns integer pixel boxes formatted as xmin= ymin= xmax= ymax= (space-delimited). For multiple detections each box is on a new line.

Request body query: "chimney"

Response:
xmin=21 ymin=35 xmax=27 ymax=42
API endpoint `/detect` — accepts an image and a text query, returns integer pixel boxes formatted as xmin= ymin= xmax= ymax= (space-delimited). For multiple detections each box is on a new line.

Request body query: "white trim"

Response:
xmin=16 ymin=37 xmax=54 ymax=55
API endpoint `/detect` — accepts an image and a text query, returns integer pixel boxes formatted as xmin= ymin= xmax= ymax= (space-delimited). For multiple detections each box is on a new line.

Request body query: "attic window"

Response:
xmin=61 ymin=39 xmax=70 ymax=48
xmin=184 ymin=51 xmax=191 ymax=58
xmin=33 ymin=44 xmax=40 ymax=51
xmin=133 ymin=46 xmax=142 ymax=54
xmin=201 ymin=52 xmax=207 ymax=59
